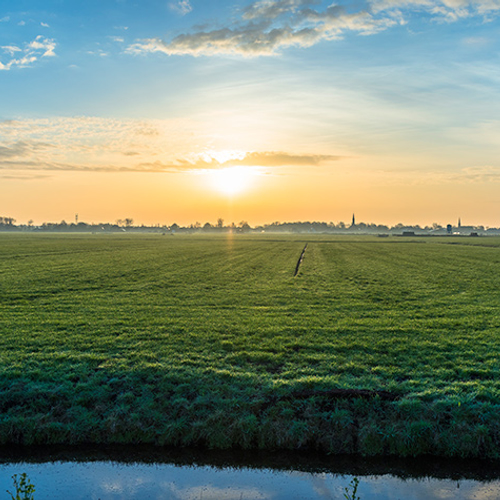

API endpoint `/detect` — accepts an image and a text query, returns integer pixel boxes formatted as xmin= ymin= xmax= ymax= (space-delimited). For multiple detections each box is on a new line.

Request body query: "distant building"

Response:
xmin=351 ymin=213 xmax=356 ymax=227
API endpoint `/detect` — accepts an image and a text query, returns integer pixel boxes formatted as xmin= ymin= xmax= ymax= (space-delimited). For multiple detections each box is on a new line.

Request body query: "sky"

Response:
xmin=1 ymin=0 xmax=500 ymax=227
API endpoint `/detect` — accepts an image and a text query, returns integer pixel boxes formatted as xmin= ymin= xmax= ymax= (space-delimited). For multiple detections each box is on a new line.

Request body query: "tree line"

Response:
xmin=0 ymin=216 xmax=496 ymax=235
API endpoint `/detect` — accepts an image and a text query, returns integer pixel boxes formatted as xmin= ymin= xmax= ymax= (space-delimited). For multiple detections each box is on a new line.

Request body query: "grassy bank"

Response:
xmin=1 ymin=233 xmax=500 ymax=457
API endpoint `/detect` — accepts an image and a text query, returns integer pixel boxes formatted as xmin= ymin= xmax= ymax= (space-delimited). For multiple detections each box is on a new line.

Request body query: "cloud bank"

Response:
xmin=126 ymin=0 xmax=500 ymax=57
xmin=143 ymin=151 xmax=341 ymax=172
xmin=127 ymin=1 xmax=398 ymax=57
xmin=0 ymin=117 xmax=340 ymax=174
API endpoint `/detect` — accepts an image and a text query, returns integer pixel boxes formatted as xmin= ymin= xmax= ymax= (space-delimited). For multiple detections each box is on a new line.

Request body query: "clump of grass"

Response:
xmin=344 ymin=477 xmax=360 ymax=500
xmin=7 ymin=473 xmax=35 ymax=500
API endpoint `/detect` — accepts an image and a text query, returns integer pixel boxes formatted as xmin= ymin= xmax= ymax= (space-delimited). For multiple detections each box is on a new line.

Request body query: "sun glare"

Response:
xmin=203 ymin=149 xmax=246 ymax=164
xmin=210 ymin=166 xmax=256 ymax=196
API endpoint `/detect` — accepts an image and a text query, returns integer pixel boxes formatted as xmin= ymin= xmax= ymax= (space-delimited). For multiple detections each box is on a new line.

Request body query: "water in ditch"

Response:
xmin=1 ymin=446 xmax=499 ymax=499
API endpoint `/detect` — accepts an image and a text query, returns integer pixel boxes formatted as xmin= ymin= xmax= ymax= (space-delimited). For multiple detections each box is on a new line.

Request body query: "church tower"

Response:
xmin=351 ymin=213 xmax=356 ymax=227
xmin=458 ymin=217 xmax=461 ymax=228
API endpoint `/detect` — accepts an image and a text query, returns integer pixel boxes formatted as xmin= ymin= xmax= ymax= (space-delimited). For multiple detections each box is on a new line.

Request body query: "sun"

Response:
xmin=210 ymin=166 xmax=256 ymax=196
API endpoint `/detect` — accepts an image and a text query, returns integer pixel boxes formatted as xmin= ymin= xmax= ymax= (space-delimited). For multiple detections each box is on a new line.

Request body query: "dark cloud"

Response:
xmin=0 ymin=141 xmax=55 ymax=159
xmin=126 ymin=0 xmax=395 ymax=57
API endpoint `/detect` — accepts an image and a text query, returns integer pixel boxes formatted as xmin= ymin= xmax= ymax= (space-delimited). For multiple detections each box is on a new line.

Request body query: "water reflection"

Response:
xmin=0 ymin=447 xmax=499 ymax=499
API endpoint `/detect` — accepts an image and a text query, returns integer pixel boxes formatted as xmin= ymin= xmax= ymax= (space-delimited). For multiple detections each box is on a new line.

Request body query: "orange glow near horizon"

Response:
xmin=2 ymin=129 xmax=500 ymax=229
xmin=4 ymin=164 xmax=500 ymax=229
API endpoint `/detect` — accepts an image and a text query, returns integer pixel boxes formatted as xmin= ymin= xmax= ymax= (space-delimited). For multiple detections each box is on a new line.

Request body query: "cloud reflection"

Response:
xmin=1 ymin=462 xmax=500 ymax=500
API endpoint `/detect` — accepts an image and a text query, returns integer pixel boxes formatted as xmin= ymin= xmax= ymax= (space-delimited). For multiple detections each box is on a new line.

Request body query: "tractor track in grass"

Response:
xmin=294 ymin=244 xmax=308 ymax=276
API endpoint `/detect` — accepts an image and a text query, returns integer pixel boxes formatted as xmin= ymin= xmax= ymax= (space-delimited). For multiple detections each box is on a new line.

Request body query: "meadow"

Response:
xmin=1 ymin=233 xmax=500 ymax=457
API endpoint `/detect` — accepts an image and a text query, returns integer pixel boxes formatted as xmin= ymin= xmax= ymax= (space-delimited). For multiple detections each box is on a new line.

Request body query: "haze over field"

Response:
xmin=1 ymin=0 xmax=500 ymax=226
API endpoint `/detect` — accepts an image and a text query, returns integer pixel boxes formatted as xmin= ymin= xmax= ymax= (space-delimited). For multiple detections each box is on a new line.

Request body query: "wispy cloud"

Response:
xmin=454 ymin=165 xmax=500 ymax=183
xmin=242 ymin=0 xmax=319 ymax=20
xmin=0 ymin=35 xmax=56 ymax=70
xmin=370 ymin=164 xmax=500 ymax=186
xmin=1 ymin=45 xmax=22 ymax=57
xmin=0 ymin=173 xmax=51 ymax=180
xmin=87 ymin=49 xmax=109 ymax=57
xmin=126 ymin=0 xmax=500 ymax=57
xmin=462 ymin=36 xmax=489 ymax=46
xmin=0 ymin=141 xmax=55 ymax=159
xmin=27 ymin=36 xmax=56 ymax=56
xmin=169 ymin=0 xmax=193 ymax=15
xmin=0 ymin=159 xmax=167 ymax=173
xmin=370 ymin=0 xmax=500 ymax=17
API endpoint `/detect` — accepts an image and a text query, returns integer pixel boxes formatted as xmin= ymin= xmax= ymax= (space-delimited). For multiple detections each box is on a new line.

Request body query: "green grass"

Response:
xmin=1 ymin=233 xmax=500 ymax=457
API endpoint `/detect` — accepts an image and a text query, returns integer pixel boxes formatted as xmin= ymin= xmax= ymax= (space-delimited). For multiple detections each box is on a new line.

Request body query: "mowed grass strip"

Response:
xmin=1 ymin=233 xmax=500 ymax=456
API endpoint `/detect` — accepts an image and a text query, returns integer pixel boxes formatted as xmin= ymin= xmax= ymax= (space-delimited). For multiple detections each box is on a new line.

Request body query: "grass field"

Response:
xmin=1 ymin=233 xmax=500 ymax=457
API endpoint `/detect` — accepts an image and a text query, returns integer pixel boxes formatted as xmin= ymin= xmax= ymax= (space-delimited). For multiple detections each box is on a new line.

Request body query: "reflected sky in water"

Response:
xmin=1 ymin=461 xmax=500 ymax=500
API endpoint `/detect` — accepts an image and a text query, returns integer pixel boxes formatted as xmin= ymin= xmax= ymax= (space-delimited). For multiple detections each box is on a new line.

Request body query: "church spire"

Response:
xmin=351 ymin=213 xmax=356 ymax=227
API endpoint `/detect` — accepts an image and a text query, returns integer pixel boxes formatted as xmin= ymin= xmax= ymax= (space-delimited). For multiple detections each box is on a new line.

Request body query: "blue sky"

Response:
xmin=1 ymin=0 xmax=500 ymax=225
